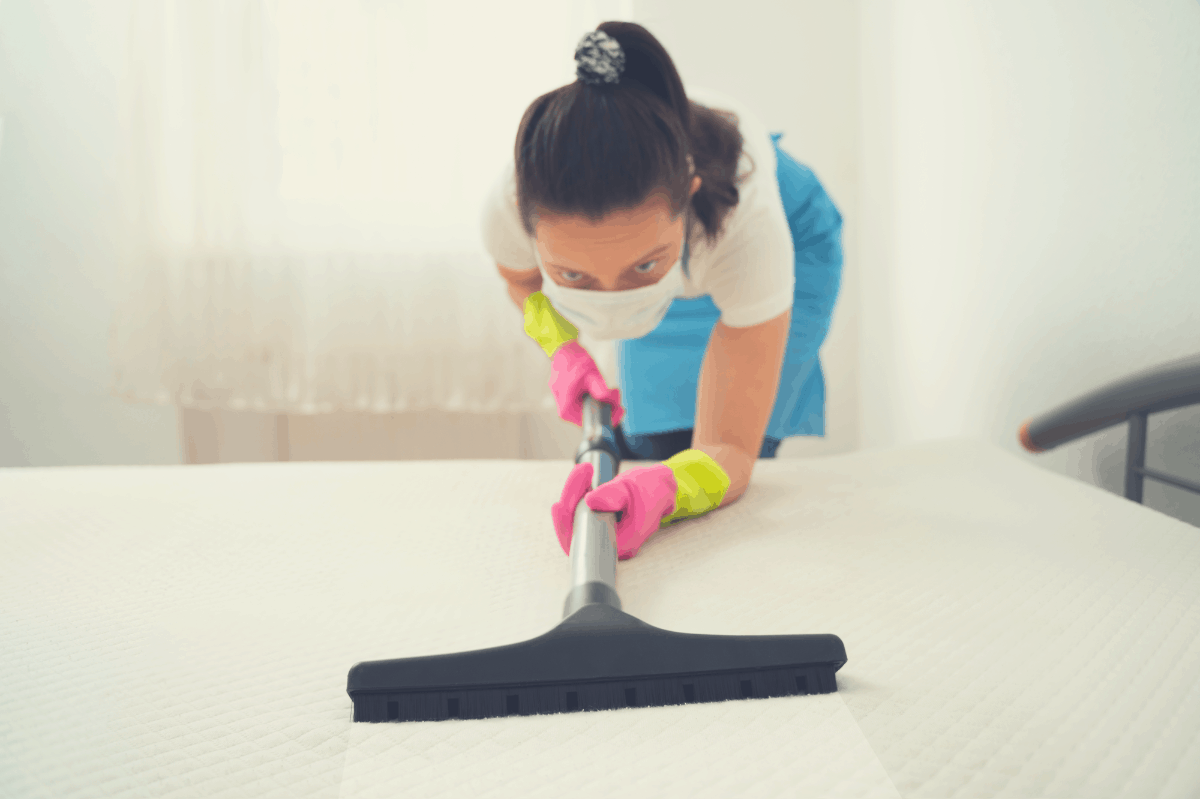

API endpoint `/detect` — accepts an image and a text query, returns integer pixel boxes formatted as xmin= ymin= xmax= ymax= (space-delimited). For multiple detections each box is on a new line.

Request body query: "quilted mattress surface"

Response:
xmin=2 ymin=439 xmax=1199 ymax=798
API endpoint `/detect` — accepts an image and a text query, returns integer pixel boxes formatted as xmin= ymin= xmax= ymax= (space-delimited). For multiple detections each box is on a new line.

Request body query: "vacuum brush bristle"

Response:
xmin=348 ymin=603 xmax=846 ymax=723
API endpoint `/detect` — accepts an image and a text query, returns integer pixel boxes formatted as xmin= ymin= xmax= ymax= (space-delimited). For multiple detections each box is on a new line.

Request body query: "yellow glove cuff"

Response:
xmin=660 ymin=449 xmax=731 ymax=527
xmin=523 ymin=291 xmax=579 ymax=358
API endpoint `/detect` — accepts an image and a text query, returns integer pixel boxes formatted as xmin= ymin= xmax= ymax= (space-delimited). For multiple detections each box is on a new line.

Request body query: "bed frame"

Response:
xmin=1019 ymin=353 xmax=1200 ymax=502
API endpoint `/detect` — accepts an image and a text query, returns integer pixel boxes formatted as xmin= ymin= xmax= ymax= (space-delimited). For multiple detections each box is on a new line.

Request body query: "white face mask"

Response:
xmin=537 ymin=257 xmax=686 ymax=341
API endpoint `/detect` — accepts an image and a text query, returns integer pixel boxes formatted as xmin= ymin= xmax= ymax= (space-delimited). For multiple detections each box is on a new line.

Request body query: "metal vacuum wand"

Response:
xmin=562 ymin=394 xmax=622 ymax=618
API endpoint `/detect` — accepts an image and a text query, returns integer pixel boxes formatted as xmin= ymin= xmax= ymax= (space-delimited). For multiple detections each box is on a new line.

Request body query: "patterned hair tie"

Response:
xmin=575 ymin=30 xmax=625 ymax=86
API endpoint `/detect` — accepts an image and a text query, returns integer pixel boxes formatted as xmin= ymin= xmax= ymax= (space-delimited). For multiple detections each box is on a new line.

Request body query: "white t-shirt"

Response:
xmin=479 ymin=87 xmax=796 ymax=386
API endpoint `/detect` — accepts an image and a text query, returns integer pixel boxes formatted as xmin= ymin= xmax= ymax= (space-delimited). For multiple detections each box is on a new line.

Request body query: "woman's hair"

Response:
xmin=514 ymin=21 xmax=751 ymax=247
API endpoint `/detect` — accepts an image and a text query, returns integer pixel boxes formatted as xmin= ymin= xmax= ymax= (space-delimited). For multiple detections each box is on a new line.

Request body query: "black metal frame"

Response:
xmin=1123 ymin=410 xmax=1200 ymax=502
xmin=1021 ymin=353 xmax=1200 ymax=505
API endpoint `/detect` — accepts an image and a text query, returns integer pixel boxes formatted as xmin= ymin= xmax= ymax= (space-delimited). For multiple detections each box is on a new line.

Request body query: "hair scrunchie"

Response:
xmin=575 ymin=30 xmax=626 ymax=86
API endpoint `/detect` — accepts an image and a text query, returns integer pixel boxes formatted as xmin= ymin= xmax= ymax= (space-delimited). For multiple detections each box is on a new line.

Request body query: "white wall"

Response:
xmin=859 ymin=0 xmax=1200 ymax=524
xmin=0 ymin=0 xmax=181 ymax=466
xmin=635 ymin=0 xmax=863 ymax=459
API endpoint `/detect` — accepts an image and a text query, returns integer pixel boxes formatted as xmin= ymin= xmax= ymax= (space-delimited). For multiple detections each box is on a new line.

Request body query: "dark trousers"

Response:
xmin=611 ymin=425 xmax=782 ymax=462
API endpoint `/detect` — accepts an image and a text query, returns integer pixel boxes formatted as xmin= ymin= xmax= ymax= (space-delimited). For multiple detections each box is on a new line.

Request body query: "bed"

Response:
xmin=3 ymin=434 xmax=1199 ymax=798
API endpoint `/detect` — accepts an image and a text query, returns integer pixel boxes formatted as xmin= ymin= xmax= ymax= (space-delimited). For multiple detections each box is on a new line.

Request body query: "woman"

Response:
xmin=482 ymin=23 xmax=842 ymax=561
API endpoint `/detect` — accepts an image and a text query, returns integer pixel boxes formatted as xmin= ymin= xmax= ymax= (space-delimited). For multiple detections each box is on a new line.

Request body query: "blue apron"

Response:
xmin=616 ymin=133 xmax=843 ymax=440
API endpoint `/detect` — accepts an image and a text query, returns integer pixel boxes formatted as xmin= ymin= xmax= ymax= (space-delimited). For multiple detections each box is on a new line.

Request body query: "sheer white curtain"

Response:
xmin=112 ymin=0 xmax=630 ymax=416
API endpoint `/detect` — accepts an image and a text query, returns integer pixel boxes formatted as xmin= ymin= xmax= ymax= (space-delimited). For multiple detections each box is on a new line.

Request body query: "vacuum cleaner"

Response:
xmin=347 ymin=395 xmax=847 ymax=722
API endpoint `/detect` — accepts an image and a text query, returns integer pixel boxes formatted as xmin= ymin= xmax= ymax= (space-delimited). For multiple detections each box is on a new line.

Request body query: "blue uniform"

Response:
xmin=615 ymin=133 xmax=844 ymax=446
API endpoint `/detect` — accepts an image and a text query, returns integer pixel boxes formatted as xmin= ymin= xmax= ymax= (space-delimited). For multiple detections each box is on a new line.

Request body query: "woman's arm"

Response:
xmin=497 ymin=262 xmax=543 ymax=312
xmin=692 ymin=308 xmax=791 ymax=506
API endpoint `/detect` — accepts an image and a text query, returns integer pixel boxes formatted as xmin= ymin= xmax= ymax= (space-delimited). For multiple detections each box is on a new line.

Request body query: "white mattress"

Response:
xmin=2 ymin=439 xmax=1199 ymax=798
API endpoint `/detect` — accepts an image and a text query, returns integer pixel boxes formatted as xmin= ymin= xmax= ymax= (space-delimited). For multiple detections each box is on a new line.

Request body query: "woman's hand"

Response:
xmin=549 ymin=340 xmax=625 ymax=427
xmin=551 ymin=462 xmax=595 ymax=556
xmin=519 ymin=289 xmax=625 ymax=427
xmin=551 ymin=449 xmax=731 ymax=560
xmin=551 ymin=460 xmax=677 ymax=560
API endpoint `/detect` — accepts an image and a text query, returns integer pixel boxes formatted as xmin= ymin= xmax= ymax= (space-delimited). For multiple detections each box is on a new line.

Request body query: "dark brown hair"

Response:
xmin=514 ymin=21 xmax=751 ymax=247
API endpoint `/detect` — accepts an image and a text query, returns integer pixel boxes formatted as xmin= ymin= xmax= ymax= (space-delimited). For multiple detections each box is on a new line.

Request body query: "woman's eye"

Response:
xmin=561 ymin=271 xmax=584 ymax=282
xmin=635 ymin=261 xmax=657 ymax=274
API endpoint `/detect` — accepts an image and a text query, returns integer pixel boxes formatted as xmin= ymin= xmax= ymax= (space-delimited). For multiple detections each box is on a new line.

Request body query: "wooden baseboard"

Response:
xmin=176 ymin=407 xmax=577 ymax=463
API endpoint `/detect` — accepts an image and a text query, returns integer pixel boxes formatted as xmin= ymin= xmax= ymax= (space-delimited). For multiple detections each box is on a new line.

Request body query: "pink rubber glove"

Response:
xmin=549 ymin=340 xmax=625 ymax=427
xmin=551 ymin=461 xmax=677 ymax=560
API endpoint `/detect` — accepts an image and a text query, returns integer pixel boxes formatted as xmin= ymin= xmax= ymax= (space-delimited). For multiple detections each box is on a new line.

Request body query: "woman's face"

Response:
xmin=534 ymin=177 xmax=701 ymax=292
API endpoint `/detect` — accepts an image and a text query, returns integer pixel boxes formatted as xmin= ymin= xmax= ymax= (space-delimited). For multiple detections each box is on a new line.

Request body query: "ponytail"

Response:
xmin=514 ymin=21 xmax=751 ymax=247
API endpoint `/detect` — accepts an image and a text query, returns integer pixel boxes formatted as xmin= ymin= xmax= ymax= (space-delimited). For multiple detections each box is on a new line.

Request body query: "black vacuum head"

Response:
xmin=348 ymin=603 xmax=847 ymax=723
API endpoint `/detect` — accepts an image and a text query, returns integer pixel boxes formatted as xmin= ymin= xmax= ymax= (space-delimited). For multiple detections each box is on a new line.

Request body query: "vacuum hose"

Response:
xmin=562 ymin=395 xmax=623 ymax=618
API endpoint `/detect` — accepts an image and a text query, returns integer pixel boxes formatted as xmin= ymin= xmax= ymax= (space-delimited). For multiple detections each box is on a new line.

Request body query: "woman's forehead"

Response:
xmin=535 ymin=200 xmax=682 ymax=268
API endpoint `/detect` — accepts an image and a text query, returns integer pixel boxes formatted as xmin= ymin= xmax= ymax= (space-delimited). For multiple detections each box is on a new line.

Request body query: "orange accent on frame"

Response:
xmin=1018 ymin=420 xmax=1045 ymax=453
